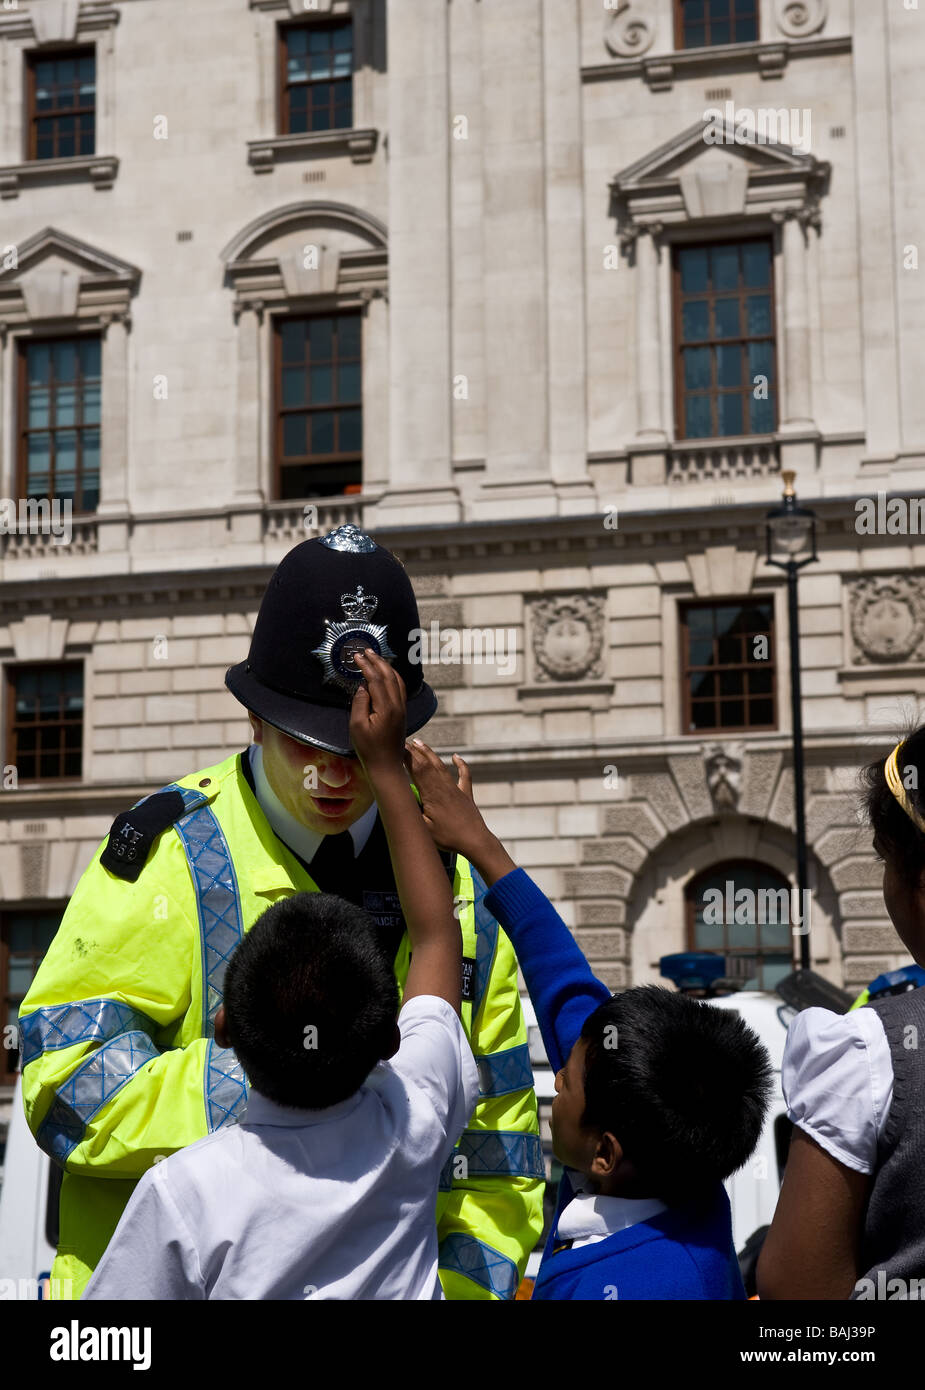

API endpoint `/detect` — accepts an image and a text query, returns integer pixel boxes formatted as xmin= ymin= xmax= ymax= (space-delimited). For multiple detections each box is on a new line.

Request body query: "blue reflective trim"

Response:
xmin=136 ymin=782 xmax=211 ymax=817
xmin=475 ymin=1043 xmax=534 ymax=1099
xmin=36 ymin=1030 xmax=160 ymax=1164
xmin=470 ymin=867 xmax=499 ymax=1018
xmin=438 ymin=1233 xmax=520 ymax=1300
xmin=19 ymin=998 xmax=160 ymax=1070
xmin=204 ymin=1039 xmax=249 ymax=1133
xmin=439 ymin=1129 xmax=546 ymax=1189
xmin=172 ymin=802 xmax=244 ymax=1036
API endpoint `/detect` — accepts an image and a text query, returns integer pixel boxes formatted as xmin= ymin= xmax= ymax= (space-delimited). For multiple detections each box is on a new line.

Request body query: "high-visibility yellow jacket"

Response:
xmin=19 ymin=753 xmax=544 ymax=1300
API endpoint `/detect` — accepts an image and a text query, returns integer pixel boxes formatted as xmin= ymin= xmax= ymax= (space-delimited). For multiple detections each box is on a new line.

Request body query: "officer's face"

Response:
xmin=249 ymin=715 xmax=375 ymax=834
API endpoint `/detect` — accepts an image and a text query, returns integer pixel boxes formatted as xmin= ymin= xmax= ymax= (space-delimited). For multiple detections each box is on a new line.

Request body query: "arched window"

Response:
xmin=685 ymin=860 xmax=795 ymax=991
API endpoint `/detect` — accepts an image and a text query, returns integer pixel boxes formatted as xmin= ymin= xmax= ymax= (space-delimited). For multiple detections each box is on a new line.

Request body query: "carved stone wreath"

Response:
xmin=532 ymin=594 xmax=605 ymax=683
xmin=604 ymin=1 xmax=655 ymax=59
xmin=776 ymin=0 xmax=827 ymax=39
xmin=850 ymin=576 xmax=925 ymax=665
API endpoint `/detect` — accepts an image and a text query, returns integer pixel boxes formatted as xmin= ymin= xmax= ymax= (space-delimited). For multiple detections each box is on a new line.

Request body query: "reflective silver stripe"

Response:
xmin=470 ymin=867 xmax=499 ymax=1018
xmin=36 ymin=1030 xmax=160 ymax=1164
xmin=475 ymin=1043 xmax=534 ymax=1099
xmin=438 ymin=1233 xmax=520 ymax=1299
xmin=439 ymin=1129 xmax=546 ymax=1189
xmin=19 ymin=998 xmax=159 ymax=1070
xmin=172 ymin=802 xmax=244 ymax=1035
xmin=204 ymin=1039 xmax=249 ymax=1132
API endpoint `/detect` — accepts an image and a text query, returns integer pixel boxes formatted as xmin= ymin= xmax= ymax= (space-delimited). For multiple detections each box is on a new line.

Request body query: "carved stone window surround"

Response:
xmin=0 ymin=226 xmax=139 ymax=530
xmin=247 ymin=0 xmax=379 ymax=169
xmin=0 ymin=1 xmax=119 ymax=193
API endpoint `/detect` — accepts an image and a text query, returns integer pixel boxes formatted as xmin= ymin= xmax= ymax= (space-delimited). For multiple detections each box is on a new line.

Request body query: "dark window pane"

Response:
xmin=679 ymin=247 xmax=709 ymax=293
xmin=711 ymin=244 xmax=739 ymax=291
xmin=53 ymin=341 xmax=78 ymax=381
xmin=748 ymin=340 xmax=774 ymax=385
xmin=716 ymin=344 xmax=741 ymax=388
xmin=282 ymin=368 xmax=305 ymax=408
xmin=714 ymin=299 xmax=740 ymax=338
xmin=337 ymin=315 xmax=361 ymax=357
xmin=689 ymin=639 xmax=714 ymax=666
xmin=691 ymin=673 xmax=716 ymax=700
xmin=337 ymin=362 xmax=361 ymax=401
xmin=338 ymin=408 xmax=361 ymax=452
xmin=308 ymin=318 xmax=333 ymax=358
xmin=717 ymin=635 xmax=744 ymax=665
xmin=748 ymin=670 xmax=773 ymax=695
xmin=283 ymin=415 xmax=306 ymax=457
xmin=743 ymin=241 xmax=771 ymax=288
xmin=685 ymin=22 xmax=706 ymax=47
xmin=717 ymin=392 xmax=743 ymax=435
xmin=711 ymin=19 xmax=731 ymax=45
xmin=280 ymin=320 xmax=305 ymax=363
xmin=747 ymin=294 xmax=772 ymax=335
xmin=684 ymin=347 xmax=712 ymax=391
xmin=750 ymin=393 xmax=776 ymax=433
xmin=719 ymin=669 xmax=744 ymax=696
xmin=720 ymin=700 xmax=744 ymax=725
xmin=309 ymin=365 xmax=333 ymax=405
xmin=682 ymin=301 xmax=710 ymax=341
xmin=750 ymin=699 xmax=774 ymax=724
xmin=685 ymin=395 xmax=713 ymax=438
xmin=311 ymin=412 xmax=335 ymax=454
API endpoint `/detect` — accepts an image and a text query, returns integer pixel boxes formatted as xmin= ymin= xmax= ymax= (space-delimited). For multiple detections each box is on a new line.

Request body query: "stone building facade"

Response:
xmin=0 ymin=0 xmax=924 ymax=1150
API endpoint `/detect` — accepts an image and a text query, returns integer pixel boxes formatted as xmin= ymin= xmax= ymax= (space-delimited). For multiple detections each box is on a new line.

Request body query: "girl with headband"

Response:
xmin=757 ymin=729 xmax=925 ymax=1299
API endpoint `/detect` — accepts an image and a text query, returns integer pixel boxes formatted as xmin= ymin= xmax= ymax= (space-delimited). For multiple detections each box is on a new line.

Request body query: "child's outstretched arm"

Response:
xmin=350 ymin=652 xmax=462 ymax=1015
xmin=405 ymin=740 xmax=610 ymax=1073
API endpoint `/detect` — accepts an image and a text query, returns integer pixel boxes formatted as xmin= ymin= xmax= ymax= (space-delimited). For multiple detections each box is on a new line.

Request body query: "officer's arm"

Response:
xmin=437 ymin=866 xmax=545 ymax=1301
xmin=19 ymin=833 xmax=242 ymax=1178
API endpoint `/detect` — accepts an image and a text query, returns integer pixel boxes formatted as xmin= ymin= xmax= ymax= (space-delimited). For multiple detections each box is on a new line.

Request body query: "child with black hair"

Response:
xmin=759 ymin=725 xmax=925 ymax=1300
xmin=406 ymin=739 xmax=772 ymax=1300
xmin=84 ymin=652 xmax=478 ymax=1301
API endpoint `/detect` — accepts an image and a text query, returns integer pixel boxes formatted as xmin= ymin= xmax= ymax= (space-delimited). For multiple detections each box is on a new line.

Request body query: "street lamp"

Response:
xmin=766 ymin=471 xmax=817 ymax=970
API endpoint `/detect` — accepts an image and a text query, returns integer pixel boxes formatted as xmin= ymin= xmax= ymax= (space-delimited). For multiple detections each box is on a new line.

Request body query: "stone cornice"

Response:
xmin=0 ymin=494 xmax=915 ymax=610
xmin=583 ymin=34 xmax=852 ymax=91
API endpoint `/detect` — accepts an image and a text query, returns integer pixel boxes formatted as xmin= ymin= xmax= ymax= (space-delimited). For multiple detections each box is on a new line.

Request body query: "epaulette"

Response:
xmin=100 ymin=789 xmax=188 ymax=882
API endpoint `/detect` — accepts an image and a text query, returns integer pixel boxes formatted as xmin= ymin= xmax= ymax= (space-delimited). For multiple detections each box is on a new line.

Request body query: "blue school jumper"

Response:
xmin=483 ymin=868 xmax=746 ymax=1301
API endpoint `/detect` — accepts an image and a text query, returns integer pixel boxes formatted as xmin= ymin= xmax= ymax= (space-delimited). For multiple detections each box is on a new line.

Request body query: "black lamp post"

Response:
xmin=765 ymin=471 xmax=818 ymax=971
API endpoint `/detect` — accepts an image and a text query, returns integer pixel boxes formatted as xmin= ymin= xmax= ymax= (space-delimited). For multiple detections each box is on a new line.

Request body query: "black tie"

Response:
xmin=308 ymin=830 xmax=356 ymax=893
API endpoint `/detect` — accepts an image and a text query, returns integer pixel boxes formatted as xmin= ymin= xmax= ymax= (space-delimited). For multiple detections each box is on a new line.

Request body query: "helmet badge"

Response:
xmin=312 ymin=585 xmax=396 ymax=696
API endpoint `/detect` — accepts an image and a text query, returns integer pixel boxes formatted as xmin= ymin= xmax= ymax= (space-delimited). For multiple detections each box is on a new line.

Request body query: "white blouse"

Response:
xmin=781 ymin=1006 xmax=894 ymax=1176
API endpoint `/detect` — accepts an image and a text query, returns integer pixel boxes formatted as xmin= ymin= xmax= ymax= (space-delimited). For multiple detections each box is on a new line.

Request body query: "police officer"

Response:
xmin=20 ymin=524 xmax=544 ymax=1300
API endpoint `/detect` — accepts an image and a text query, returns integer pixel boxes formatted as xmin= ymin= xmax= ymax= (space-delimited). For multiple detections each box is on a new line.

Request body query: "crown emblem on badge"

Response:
xmin=340 ymin=585 xmax=378 ymax=623
xmin=312 ymin=585 xmax=396 ymax=696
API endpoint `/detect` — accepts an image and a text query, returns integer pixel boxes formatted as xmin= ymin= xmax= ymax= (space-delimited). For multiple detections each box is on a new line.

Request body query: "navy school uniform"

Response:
xmin=482 ymin=868 xmax=746 ymax=1301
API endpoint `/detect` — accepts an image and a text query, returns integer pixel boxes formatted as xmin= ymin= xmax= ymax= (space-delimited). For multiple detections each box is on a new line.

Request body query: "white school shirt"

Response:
xmin=83 ymin=996 xmax=478 ymax=1301
xmin=781 ymin=1006 xmax=894 ymax=1175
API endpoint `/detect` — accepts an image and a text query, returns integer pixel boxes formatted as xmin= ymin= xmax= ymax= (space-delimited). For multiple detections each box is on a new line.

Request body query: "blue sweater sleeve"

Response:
xmin=483 ymin=868 xmax=612 ymax=1075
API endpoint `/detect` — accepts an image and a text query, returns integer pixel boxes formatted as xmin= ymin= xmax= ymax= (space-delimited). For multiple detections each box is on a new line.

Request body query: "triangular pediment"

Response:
xmin=0 ymin=226 xmax=141 ymax=287
xmin=612 ymin=117 xmax=820 ymax=194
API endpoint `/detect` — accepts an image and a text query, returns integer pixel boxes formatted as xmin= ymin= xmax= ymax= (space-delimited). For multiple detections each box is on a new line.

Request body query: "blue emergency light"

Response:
xmin=659 ymin=952 xmax=727 ymax=992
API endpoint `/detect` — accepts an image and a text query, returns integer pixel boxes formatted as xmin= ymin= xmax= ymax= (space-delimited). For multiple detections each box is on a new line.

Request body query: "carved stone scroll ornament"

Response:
xmin=705 ymin=743 xmax=743 ymax=812
xmin=604 ymin=1 xmax=655 ymax=59
xmin=850 ymin=576 xmax=925 ymax=665
xmin=532 ymin=595 xmax=605 ymax=683
xmin=775 ymin=0 xmax=827 ymax=39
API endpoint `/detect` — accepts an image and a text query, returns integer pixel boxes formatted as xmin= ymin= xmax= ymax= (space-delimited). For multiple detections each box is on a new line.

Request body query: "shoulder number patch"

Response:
xmin=100 ymin=789 xmax=187 ymax=882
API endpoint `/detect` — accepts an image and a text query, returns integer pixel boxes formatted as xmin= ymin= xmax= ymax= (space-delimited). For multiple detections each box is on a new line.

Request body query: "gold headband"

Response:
xmin=884 ymin=741 xmax=925 ymax=834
